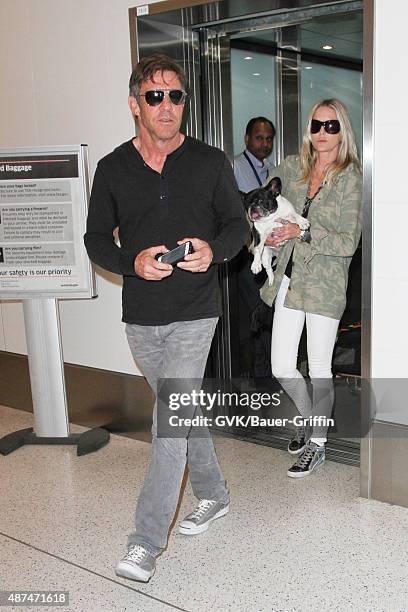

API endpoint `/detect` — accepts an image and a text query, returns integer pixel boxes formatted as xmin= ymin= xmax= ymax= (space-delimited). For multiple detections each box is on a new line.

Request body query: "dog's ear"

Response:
xmin=240 ymin=188 xmax=257 ymax=210
xmin=239 ymin=189 xmax=250 ymax=210
xmin=267 ymin=177 xmax=282 ymax=196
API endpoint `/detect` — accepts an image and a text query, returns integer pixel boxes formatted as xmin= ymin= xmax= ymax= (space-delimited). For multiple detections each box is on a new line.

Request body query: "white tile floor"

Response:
xmin=1 ymin=404 xmax=408 ymax=612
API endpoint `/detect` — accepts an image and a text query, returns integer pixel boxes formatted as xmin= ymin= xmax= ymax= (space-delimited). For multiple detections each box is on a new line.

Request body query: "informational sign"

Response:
xmin=0 ymin=145 xmax=96 ymax=299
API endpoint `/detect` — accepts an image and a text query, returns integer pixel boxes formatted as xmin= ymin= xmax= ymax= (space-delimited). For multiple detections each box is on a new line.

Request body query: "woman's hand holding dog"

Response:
xmin=265 ymin=222 xmax=301 ymax=247
xmin=176 ymin=237 xmax=213 ymax=273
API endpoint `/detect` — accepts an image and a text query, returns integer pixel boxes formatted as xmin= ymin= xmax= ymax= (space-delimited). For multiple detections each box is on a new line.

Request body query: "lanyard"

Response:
xmin=302 ymin=182 xmax=324 ymax=218
xmin=243 ymin=151 xmax=268 ymax=187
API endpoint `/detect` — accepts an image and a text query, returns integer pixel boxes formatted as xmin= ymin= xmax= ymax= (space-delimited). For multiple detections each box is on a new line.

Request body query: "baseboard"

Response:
xmin=0 ymin=351 xmax=154 ymax=441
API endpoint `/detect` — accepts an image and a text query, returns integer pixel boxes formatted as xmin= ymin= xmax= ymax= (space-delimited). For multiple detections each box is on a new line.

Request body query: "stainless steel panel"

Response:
xmin=279 ymin=25 xmax=300 ymax=156
xmin=128 ymin=7 xmax=139 ymax=68
xmin=200 ymin=30 xmax=232 ymax=377
xmin=133 ymin=10 xmax=202 ymax=139
xmin=197 ymin=1 xmax=362 ymax=34
xmin=183 ymin=9 xmax=204 ymax=139
xmin=391 ymin=433 xmax=408 ymax=508
xmin=219 ymin=35 xmax=234 ymax=158
xmin=132 ymin=1 xmax=363 ymax=37
xmin=371 ymin=421 xmax=408 ymax=508
xmin=148 ymin=0 xmax=214 ymax=15
xmin=153 ymin=0 xmax=361 ymax=27
xmin=370 ymin=423 xmax=393 ymax=503
xmin=360 ymin=0 xmax=374 ymax=500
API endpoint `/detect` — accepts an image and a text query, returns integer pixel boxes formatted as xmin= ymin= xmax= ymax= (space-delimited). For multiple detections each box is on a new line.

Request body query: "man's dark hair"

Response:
xmin=129 ymin=54 xmax=188 ymax=98
xmin=245 ymin=116 xmax=275 ymax=137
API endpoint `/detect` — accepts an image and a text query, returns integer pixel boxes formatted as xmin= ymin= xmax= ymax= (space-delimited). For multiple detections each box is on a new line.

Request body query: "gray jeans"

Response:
xmin=125 ymin=318 xmax=229 ymax=555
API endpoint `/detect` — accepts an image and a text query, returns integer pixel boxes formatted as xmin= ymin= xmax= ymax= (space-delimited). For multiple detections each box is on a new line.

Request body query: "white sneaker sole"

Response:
xmin=178 ymin=504 xmax=230 ymax=535
xmin=115 ymin=562 xmax=155 ymax=583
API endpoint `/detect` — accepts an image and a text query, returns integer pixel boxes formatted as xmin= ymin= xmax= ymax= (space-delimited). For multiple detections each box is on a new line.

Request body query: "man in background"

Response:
xmin=234 ymin=116 xmax=275 ymax=193
xmin=233 ymin=116 xmax=276 ymax=378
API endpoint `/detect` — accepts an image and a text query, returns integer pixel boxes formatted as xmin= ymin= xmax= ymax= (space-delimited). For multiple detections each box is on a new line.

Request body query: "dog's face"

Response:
xmin=244 ymin=177 xmax=282 ymax=221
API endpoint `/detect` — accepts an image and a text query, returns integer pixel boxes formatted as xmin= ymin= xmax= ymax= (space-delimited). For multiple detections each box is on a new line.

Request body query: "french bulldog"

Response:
xmin=244 ymin=177 xmax=310 ymax=286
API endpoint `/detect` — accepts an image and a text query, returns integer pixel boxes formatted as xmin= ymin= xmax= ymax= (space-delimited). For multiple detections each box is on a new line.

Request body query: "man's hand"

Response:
xmin=176 ymin=238 xmax=213 ymax=273
xmin=134 ymin=245 xmax=173 ymax=280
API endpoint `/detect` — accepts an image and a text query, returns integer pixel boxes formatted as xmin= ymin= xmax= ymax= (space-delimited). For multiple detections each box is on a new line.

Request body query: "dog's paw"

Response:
xmin=299 ymin=218 xmax=310 ymax=230
xmin=251 ymin=261 xmax=262 ymax=275
xmin=267 ymin=273 xmax=275 ymax=286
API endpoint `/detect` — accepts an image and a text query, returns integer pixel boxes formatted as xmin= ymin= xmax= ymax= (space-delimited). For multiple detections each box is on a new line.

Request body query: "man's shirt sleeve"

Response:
xmin=83 ymin=163 xmax=137 ymax=276
xmin=207 ymin=154 xmax=250 ymax=263
xmin=233 ymin=154 xmax=246 ymax=192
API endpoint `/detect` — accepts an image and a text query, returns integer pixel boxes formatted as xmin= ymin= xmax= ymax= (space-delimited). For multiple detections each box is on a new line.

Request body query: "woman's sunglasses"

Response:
xmin=138 ymin=89 xmax=187 ymax=107
xmin=311 ymin=119 xmax=341 ymax=134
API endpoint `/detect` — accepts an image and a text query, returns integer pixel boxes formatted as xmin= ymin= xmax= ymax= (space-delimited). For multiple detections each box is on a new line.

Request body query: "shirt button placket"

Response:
xmin=159 ymin=174 xmax=169 ymax=217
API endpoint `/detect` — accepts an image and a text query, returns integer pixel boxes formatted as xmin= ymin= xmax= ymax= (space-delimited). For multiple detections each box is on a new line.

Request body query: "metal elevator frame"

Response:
xmin=129 ymin=0 xmax=373 ymax=488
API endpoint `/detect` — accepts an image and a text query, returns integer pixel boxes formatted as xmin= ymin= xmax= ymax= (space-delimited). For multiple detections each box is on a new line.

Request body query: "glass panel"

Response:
xmin=230 ymin=47 xmax=278 ymax=166
xmin=228 ymin=12 xmax=363 ymax=379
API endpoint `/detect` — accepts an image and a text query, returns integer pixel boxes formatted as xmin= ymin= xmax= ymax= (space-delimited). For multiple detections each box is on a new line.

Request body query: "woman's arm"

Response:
xmin=306 ymin=171 xmax=362 ymax=258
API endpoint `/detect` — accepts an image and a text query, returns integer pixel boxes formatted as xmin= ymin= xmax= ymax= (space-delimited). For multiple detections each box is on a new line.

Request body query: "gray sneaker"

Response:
xmin=179 ymin=499 xmax=230 ymax=535
xmin=115 ymin=545 xmax=156 ymax=582
xmin=287 ymin=441 xmax=325 ymax=478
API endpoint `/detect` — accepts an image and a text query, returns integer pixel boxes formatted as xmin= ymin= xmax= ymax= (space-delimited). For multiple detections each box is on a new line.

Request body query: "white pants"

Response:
xmin=271 ymin=276 xmax=340 ymax=441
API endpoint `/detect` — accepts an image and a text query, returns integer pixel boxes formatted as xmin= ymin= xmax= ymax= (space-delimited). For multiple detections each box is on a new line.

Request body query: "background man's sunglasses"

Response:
xmin=138 ymin=89 xmax=187 ymax=106
xmin=310 ymin=119 xmax=341 ymax=134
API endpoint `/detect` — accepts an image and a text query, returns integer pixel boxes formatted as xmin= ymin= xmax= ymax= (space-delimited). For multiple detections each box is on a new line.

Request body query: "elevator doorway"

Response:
xmin=227 ymin=14 xmax=362 ymax=379
xmin=130 ymin=0 xmax=364 ymax=465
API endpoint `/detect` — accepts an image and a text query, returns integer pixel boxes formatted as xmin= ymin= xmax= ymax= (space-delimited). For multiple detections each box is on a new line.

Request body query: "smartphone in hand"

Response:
xmin=155 ymin=241 xmax=193 ymax=266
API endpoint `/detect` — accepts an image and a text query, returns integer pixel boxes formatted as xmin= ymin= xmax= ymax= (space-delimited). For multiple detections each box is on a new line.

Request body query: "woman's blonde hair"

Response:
xmin=300 ymin=98 xmax=361 ymax=185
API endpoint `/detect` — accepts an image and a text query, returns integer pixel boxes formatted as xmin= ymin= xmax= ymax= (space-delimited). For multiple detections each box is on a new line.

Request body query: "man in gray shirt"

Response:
xmin=234 ymin=116 xmax=275 ymax=192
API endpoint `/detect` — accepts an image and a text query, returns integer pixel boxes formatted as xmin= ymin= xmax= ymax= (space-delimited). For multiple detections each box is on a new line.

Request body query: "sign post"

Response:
xmin=0 ymin=145 xmax=109 ymax=456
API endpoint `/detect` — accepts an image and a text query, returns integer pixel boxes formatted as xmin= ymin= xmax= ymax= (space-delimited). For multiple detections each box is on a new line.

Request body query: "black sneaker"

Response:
xmin=287 ymin=441 xmax=325 ymax=478
xmin=287 ymin=426 xmax=307 ymax=455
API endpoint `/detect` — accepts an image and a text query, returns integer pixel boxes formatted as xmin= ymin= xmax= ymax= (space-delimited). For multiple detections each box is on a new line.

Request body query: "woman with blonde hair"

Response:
xmin=261 ymin=98 xmax=362 ymax=477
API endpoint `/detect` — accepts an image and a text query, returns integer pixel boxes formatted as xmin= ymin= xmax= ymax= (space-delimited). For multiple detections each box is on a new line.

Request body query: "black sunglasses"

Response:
xmin=139 ymin=89 xmax=187 ymax=107
xmin=311 ymin=119 xmax=341 ymax=134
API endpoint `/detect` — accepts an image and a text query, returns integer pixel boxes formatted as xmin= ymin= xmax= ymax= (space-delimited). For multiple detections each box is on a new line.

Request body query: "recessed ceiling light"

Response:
xmin=253 ymin=72 xmax=260 ymax=76
xmin=244 ymin=56 xmax=253 ymax=60
xmin=304 ymin=66 xmax=312 ymax=70
xmin=322 ymin=43 xmax=334 ymax=50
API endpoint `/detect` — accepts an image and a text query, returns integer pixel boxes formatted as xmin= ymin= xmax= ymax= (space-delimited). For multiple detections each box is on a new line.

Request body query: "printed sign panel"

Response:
xmin=0 ymin=145 xmax=96 ymax=299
